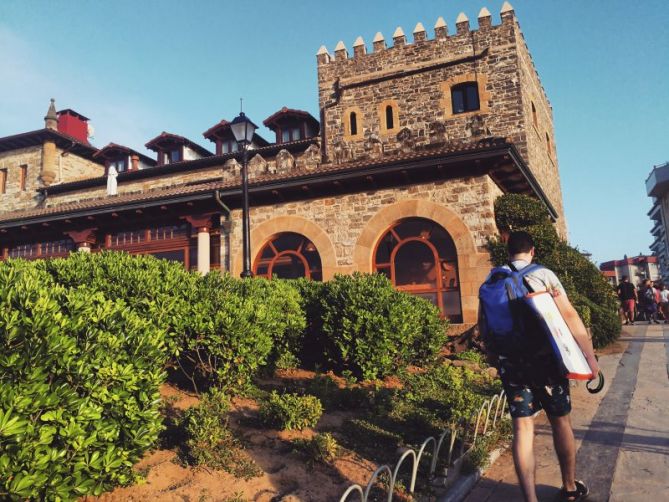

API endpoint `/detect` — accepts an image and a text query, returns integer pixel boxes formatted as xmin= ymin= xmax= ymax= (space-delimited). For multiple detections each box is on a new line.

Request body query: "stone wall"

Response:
xmin=0 ymin=146 xmax=44 ymax=212
xmin=317 ymin=7 xmax=566 ymax=227
xmin=514 ymin=26 xmax=567 ymax=235
xmin=45 ymin=146 xmax=321 ymax=208
xmin=228 ymin=174 xmax=502 ymax=324
xmin=59 ymin=150 xmax=104 ymax=184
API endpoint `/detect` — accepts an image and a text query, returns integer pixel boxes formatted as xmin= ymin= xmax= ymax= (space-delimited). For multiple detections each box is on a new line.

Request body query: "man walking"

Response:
xmin=481 ymin=231 xmax=599 ymax=502
xmin=616 ymin=275 xmax=637 ymax=325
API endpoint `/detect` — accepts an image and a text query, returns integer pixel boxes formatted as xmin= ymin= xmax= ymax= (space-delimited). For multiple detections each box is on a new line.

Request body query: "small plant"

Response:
xmin=259 ymin=391 xmax=323 ymax=430
xmin=295 ymin=432 xmax=340 ymax=464
xmin=454 ymin=350 xmax=486 ymax=366
xmin=274 ymin=350 xmax=300 ymax=371
xmin=182 ymin=389 xmax=261 ymax=479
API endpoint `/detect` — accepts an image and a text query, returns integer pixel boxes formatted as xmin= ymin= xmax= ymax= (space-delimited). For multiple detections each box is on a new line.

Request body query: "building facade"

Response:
xmin=646 ymin=161 xmax=669 ymax=282
xmin=599 ymin=255 xmax=660 ymax=287
xmin=0 ymin=3 xmax=565 ymax=329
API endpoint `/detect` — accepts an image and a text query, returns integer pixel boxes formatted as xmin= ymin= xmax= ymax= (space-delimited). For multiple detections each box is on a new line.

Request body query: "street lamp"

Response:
xmin=230 ymin=111 xmax=258 ymax=278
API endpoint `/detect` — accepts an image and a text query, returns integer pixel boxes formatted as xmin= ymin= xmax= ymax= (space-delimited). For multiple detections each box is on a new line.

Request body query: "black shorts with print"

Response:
xmin=498 ymin=355 xmax=571 ymax=418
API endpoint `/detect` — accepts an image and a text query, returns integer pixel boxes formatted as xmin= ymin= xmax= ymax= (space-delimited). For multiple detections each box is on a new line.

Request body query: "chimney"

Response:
xmin=44 ymin=98 xmax=58 ymax=130
xmin=131 ymin=154 xmax=139 ymax=171
xmin=57 ymin=109 xmax=90 ymax=143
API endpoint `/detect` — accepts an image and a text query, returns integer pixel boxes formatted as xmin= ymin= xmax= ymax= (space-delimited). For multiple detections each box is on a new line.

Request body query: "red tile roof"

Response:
xmin=145 ymin=131 xmax=213 ymax=157
xmin=0 ymin=138 xmax=516 ymax=226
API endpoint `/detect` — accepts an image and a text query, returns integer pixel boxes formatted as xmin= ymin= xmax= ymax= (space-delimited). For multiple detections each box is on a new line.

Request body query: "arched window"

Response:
xmin=350 ymin=112 xmax=358 ymax=136
xmin=531 ymin=102 xmax=537 ymax=128
xmin=254 ymin=232 xmax=323 ymax=280
xmin=374 ymin=217 xmax=462 ymax=321
xmin=385 ymin=105 xmax=394 ymax=130
xmin=451 ymin=82 xmax=480 ymax=114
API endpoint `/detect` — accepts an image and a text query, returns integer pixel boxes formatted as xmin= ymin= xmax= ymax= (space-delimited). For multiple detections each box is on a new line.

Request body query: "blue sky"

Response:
xmin=1 ymin=0 xmax=667 ymax=264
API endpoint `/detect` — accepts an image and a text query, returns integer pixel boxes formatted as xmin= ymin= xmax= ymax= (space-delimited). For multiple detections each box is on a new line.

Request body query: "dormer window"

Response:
xmin=451 ymin=82 xmax=480 ymax=114
xmin=281 ymin=127 xmax=302 ymax=143
xmin=109 ymin=158 xmax=127 ymax=173
xmin=164 ymin=149 xmax=182 ymax=164
xmin=221 ymin=140 xmax=239 ymax=154
xmin=263 ymin=107 xmax=320 ymax=144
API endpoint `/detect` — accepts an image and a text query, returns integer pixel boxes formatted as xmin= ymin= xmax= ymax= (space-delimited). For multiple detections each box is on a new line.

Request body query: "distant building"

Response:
xmin=646 ymin=161 xmax=669 ymax=282
xmin=599 ymin=255 xmax=660 ymax=287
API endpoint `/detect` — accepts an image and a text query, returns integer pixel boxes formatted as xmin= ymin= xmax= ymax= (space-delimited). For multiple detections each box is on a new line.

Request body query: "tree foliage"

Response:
xmin=489 ymin=194 xmax=620 ymax=347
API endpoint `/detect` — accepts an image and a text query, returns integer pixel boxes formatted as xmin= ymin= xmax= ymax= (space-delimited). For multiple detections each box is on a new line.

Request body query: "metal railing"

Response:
xmin=339 ymin=390 xmax=508 ymax=502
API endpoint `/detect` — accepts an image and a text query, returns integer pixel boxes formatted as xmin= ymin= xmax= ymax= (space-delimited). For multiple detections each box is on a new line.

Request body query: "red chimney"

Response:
xmin=57 ymin=109 xmax=90 ymax=143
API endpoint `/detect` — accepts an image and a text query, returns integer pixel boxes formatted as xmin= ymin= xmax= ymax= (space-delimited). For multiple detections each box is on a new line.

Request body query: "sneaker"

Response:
xmin=630 ymin=321 xmax=635 ymax=325
xmin=560 ymin=480 xmax=589 ymax=501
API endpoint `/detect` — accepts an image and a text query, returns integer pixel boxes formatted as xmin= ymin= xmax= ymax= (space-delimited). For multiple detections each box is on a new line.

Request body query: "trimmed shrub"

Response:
xmin=227 ymin=276 xmax=306 ymax=370
xmin=177 ymin=273 xmax=275 ymax=392
xmin=182 ymin=388 xmax=260 ymax=479
xmin=0 ymin=260 xmax=166 ymax=501
xmin=489 ymin=194 xmax=620 ymax=348
xmin=320 ymin=273 xmax=447 ymax=380
xmin=41 ymin=251 xmax=197 ymax=358
xmin=259 ymin=391 xmax=323 ymax=430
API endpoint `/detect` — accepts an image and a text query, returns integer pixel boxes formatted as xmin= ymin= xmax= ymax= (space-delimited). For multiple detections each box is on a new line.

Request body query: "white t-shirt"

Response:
xmin=661 ymin=289 xmax=669 ymax=303
xmin=501 ymin=259 xmax=567 ymax=297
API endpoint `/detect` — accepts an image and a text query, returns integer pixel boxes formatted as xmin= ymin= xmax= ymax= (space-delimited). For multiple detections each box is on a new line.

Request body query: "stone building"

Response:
xmin=0 ymin=3 xmax=564 ymax=329
xmin=599 ymin=255 xmax=660 ymax=287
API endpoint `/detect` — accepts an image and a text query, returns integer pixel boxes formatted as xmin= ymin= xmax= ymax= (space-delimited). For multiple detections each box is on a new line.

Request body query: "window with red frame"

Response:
xmin=254 ymin=232 xmax=322 ymax=280
xmin=374 ymin=217 xmax=462 ymax=322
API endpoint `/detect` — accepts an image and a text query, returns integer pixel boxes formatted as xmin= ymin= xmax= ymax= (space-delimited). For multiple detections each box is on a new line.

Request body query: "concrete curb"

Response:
xmin=437 ymin=447 xmax=505 ymax=502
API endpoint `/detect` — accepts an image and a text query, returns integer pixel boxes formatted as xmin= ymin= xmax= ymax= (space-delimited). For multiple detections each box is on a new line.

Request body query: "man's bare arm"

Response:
xmin=553 ymin=292 xmax=600 ymax=376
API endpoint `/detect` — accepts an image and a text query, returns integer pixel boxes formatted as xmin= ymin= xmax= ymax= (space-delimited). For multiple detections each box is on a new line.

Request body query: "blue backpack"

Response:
xmin=478 ymin=263 xmax=545 ymax=356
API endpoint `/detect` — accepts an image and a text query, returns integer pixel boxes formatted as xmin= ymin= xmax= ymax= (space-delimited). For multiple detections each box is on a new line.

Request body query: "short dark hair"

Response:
xmin=507 ymin=231 xmax=535 ymax=255
xmin=622 ymin=275 xmax=629 ymax=281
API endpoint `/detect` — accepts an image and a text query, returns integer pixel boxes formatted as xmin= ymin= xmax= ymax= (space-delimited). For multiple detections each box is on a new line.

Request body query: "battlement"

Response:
xmin=317 ymin=3 xmax=515 ymax=68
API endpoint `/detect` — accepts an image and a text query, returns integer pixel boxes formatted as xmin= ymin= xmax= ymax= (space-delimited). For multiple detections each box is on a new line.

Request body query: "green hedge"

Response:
xmin=319 ymin=273 xmax=447 ymax=380
xmin=41 ymin=251 xmax=196 ymax=359
xmin=489 ymin=194 xmax=620 ymax=348
xmin=0 ymin=260 xmax=166 ymax=500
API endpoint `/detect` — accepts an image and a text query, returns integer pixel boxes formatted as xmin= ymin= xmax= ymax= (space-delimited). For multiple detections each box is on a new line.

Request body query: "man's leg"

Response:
xmin=547 ymin=413 xmax=577 ymax=494
xmin=512 ymin=416 xmax=538 ymax=502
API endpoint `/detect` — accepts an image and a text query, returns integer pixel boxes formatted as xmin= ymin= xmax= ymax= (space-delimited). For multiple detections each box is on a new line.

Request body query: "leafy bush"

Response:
xmin=41 ymin=251 xmax=197 ymax=358
xmin=259 ymin=391 xmax=323 ymax=430
xmin=0 ymin=260 xmax=166 ymax=501
xmin=319 ymin=273 xmax=447 ymax=380
xmin=227 ymin=276 xmax=306 ymax=370
xmin=181 ymin=389 xmax=260 ymax=479
xmin=294 ymin=432 xmax=339 ymax=464
xmin=453 ymin=350 xmax=486 ymax=366
xmin=177 ymin=273 xmax=274 ymax=392
xmin=393 ymin=364 xmax=500 ymax=428
xmin=489 ymin=194 xmax=620 ymax=348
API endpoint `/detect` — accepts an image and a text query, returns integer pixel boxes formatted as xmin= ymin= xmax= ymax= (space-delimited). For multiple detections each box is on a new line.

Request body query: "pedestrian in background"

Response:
xmin=639 ymin=279 xmax=660 ymax=324
xmin=616 ymin=275 xmax=637 ymax=325
xmin=659 ymin=284 xmax=669 ymax=323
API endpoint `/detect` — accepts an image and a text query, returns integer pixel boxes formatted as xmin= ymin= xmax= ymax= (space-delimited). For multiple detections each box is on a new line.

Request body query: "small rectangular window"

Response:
xmin=452 ymin=89 xmax=465 ymax=114
xmin=19 ymin=165 xmax=27 ymax=191
xmin=292 ymin=127 xmax=301 ymax=141
xmin=169 ymin=149 xmax=181 ymax=163
xmin=0 ymin=168 xmax=6 ymax=194
xmin=282 ymin=129 xmax=291 ymax=143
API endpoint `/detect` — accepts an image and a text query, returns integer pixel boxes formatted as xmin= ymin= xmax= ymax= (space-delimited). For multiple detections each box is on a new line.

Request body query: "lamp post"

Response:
xmin=230 ymin=111 xmax=258 ymax=278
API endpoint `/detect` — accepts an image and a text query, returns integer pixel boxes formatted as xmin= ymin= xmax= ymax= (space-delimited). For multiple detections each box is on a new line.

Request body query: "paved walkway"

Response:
xmin=463 ymin=325 xmax=669 ymax=502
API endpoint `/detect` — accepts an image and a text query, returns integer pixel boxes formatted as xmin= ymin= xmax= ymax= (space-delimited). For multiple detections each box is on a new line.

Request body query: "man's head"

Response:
xmin=507 ymin=231 xmax=535 ymax=260
xmin=622 ymin=275 xmax=629 ymax=283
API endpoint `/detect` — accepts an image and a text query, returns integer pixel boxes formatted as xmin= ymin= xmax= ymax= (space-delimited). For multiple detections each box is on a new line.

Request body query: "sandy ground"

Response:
xmin=86 ymin=374 xmax=378 ymax=502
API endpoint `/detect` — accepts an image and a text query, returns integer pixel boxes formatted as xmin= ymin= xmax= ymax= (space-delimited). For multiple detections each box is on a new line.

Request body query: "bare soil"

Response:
xmin=87 ymin=376 xmax=379 ymax=502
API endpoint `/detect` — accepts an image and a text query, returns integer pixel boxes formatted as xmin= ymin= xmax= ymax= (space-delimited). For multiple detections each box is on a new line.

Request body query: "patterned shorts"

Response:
xmin=501 ymin=379 xmax=571 ymax=418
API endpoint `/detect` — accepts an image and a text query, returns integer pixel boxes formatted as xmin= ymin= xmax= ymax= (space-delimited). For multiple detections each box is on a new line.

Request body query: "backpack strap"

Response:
xmin=508 ymin=262 xmax=543 ymax=294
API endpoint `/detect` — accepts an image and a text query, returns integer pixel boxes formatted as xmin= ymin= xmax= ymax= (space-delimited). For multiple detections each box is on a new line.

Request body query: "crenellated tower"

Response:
xmin=316 ymin=2 xmax=566 ymax=232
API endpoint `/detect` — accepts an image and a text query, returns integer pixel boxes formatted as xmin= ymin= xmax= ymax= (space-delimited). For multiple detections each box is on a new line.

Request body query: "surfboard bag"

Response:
xmin=524 ymin=291 xmax=594 ymax=380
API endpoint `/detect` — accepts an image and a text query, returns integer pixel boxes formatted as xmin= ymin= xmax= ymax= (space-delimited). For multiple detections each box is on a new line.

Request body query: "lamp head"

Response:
xmin=230 ymin=112 xmax=258 ymax=145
